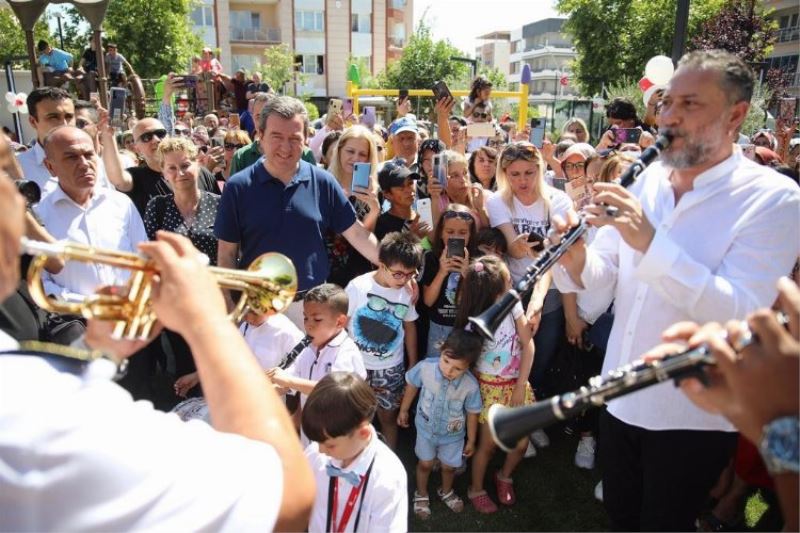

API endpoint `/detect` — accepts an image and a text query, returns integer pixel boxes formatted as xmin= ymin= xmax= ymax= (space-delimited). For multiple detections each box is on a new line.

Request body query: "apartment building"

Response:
xmin=765 ymin=0 xmax=799 ymax=97
xmin=191 ymin=0 xmax=413 ymax=97
xmin=475 ymin=31 xmax=511 ymax=78
xmin=507 ymin=17 xmax=579 ymax=106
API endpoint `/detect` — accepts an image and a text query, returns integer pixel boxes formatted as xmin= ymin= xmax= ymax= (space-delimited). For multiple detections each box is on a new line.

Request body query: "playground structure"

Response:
xmin=345 ymin=64 xmax=533 ymax=129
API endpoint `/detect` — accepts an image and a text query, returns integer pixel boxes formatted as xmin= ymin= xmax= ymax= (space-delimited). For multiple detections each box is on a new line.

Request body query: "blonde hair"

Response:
xmin=598 ymin=153 xmax=637 ymax=183
xmin=445 ymin=150 xmax=468 ymax=170
xmin=156 ymin=137 xmax=197 ymax=167
xmin=328 ymin=125 xmax=379 ymax=186
xmin=224 ymin=129 xmax=250 ymax=146
xmin=496 ymin=142 xmax=549 ymax=215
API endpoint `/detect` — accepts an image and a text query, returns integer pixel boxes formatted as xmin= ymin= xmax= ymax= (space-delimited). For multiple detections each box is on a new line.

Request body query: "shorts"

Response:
xmin=366 ymin=362 xmax=405 ymax=411
xmin=415 ymin=434 xmax=464 ymax=468
xmin=476 ymin=372 xmax=534 ymax=424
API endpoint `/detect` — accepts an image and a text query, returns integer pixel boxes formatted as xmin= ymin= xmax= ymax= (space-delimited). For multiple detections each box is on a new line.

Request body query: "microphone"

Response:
xmin=618 ymin=134 xmax=671 ymax=188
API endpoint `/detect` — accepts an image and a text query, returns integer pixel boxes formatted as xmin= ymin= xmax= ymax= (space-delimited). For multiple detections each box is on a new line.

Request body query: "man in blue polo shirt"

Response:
xmin=215 ymin=96 xmax=380 ymax=327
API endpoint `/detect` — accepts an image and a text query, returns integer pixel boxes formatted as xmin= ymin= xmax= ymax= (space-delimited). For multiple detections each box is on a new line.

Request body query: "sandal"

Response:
xmin=413 ymin=491 xmax=431 ymax=520
xmin=494 ymin=471 xmax=516 ymax=506
xmin=468 ymin=490 xmax=498 ymax=514
xmin=437 ymin=488 xmax=464 ymax=513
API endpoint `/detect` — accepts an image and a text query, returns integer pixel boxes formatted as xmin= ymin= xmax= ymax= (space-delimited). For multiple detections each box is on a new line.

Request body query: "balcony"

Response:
xmin=230 ymin=27 xmax=281 ymax=43
xmin=778 ymin=26 xmax=799 ymax=42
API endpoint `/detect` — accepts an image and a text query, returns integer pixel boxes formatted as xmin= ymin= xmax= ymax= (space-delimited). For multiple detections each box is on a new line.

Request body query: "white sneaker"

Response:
xmin=594 ymin=481 xmax=603 ymax=502
xmin=524 ymin=441 xmax=537 ymax=458
xmin=530 ymin=429 xmax=550 ymax=448
xmin=574 ymin=436 xmax=596 ymax=469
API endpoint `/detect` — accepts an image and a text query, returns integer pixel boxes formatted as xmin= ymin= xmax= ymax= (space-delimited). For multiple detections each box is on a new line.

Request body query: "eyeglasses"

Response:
xmin=381 ymin=265 xmax=418 ymax=282
xmin=137 ymin=129 xmax=167 ymax=143
xmin=367 ymin=293 xmax=410 ymax=319
xmin=75 ymin=118 xmax=92 ymax=130
xmin=563 ymin=162 xmax=586 ymax=171
xmin=473 ymin=112 xmax=490 ymax=119
xmin=224 ymin=143 xmax=246 ymax=150
xmin=174 ymin=128 xmax=190 ymax=136
xmin=442 ymin=210 xmax=475 ymax=222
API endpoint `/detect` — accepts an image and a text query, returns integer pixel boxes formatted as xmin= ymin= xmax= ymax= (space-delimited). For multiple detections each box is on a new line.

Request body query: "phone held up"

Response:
xmin=529 ymin=117 xmax=547 ymax=147
xmin=433 ymin=153 xmax=448 ymax=188
xmin=352 ymin=162 xmax=371 ymax=193
xmin=614 ymin=128 xmax=642 ymax=145
xmin=109 ymin=87 xmax=127 ymax=129
xmin=447 ymin=237 xmax=466 ymax=258
xmin=416 ymin=198 xmax=433 ymax=228
xmin=431 ymin=81 xmax=453 ymax=102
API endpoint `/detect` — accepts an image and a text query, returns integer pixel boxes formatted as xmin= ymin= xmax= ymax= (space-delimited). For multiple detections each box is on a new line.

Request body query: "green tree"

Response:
xmin=347 ymin=55 xmax=378 ymax=89
xmin=556 ymin=0 xmax=726 ymax=95
xmin=256 ymin=43 xmax=306 ymax=96
xmin=103 ymin=0 xmax=201 ymax=78
xmin=0 ymin=8 xmax=52 ymax=68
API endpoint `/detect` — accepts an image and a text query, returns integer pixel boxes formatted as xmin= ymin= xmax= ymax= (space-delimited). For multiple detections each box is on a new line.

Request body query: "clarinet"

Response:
xmin=468 ymin=134 xmax=671 ymax=341
xmin=487 ymin=313 xmax=787 ymax=452
xmin=277 ymin=336 xmax=312 ymax=369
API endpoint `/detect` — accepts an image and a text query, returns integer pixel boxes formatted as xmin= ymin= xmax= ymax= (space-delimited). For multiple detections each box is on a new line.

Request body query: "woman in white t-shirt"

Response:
xmin=486 ymin=142 xmax=574 ymax=406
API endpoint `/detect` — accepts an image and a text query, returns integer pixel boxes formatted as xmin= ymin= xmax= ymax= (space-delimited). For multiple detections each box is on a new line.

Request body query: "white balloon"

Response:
xmin=645 ymin=55 xmax=674 ymax=85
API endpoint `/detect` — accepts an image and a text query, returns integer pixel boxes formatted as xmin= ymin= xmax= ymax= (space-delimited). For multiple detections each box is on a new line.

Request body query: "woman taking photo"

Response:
xmin=325 ymin=125 xmax=381 ymax=287
xmin=485 ymin=142 xmax=574 ymax=444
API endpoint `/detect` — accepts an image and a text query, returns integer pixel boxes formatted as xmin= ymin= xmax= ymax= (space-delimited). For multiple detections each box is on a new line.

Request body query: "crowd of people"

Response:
xmin=0 ymin=47 xmax=799 ymax=532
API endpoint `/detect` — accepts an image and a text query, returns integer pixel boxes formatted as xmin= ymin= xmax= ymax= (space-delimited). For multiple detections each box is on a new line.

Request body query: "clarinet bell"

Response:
xmin=468 ymin=291 xmax=521 ymax=342
xmin=487 ymin=399 xmax=563 ymax=452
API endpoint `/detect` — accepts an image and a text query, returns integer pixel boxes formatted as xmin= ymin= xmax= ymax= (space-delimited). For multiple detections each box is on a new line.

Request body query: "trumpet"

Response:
xmin=21 ymin=237 xmax=298 ymax=340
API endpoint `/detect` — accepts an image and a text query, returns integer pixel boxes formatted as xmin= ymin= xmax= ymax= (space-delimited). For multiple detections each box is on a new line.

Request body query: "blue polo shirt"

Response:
xmin=214 ymin=158 xmax=357 ymax=291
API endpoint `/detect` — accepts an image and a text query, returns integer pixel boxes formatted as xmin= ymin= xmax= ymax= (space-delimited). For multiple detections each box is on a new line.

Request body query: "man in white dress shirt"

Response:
xmin=34 ymin=126 xmax=146 ymax=301
xmin=16 ymin=88 xmax=126 ymax=198
xmin=553 ymin=49 xmax=800 ymax=530
xmin=0 ymin=171 xmax=316 ymax=531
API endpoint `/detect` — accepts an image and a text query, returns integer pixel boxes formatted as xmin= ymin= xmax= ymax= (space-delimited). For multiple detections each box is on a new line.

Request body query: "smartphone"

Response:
xmin=352 ymin=162 xmax=371 ymax=192
xmin=183 ymin=75 xmax=198 ymax=88
xmin=329 ymin=98 xmax=343 ymax=116
xmin=527 ymin=230 xmax=546 ymax=252
xmin=614 ymin=128 xmax=642 ymax=145
xmin=343 ymin=98 xmax=354 ymax=119
xmin=742 ymin=144 xmax=756 ymax=160
xmin=109 ymin=87 xmax=127 ymax=129
xmin=466 ymin=122 xmax=495 ymax=138
xmin=529 ymin=117 xmax=546 ymax=147
xmin=431 ymin=80 xmax=453 ymax=102
xmin=433 ymin=153 xmax=448 ymax=188
xmin=417 ymin=198 xmax=433 ymax=228
xmin=779 ymin=97 xmax=797 ymax=124
xmin=447 ymin=237 xmax=466 ymax=258
xmin=228 ymin=114 xmax=240 ymax=129
xmin=362 ymin=106 xmax=376 ymax=128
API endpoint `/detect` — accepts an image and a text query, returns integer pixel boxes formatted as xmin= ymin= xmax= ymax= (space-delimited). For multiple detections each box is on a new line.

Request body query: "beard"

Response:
xmin=659 ymin=125 xmax=723 ymax=169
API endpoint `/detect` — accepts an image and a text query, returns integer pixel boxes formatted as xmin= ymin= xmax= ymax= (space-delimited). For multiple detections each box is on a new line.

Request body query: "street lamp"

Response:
xmin=54 ymin=12 xmax=65 ymax=50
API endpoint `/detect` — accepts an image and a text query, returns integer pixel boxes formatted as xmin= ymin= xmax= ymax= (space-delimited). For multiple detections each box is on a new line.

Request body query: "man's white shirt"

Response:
xmin=553 ymin=150 xmax=800 ymax=431
xmin=34 ymin=186 xmax=147 ymax=301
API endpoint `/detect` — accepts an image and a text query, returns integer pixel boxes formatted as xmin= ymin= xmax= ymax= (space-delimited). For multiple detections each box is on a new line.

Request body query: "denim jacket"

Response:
xmin=405 ymin=359 xmax=482 ymax=444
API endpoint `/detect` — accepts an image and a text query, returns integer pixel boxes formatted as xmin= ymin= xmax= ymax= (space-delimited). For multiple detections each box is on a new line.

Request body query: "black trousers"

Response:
xmin=599 ymin=410 xmax=737 ymax=532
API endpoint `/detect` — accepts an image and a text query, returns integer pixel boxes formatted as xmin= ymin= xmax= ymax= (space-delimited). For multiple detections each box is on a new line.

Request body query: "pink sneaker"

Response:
xmin=494 ymin=471 xmax=516 ymax=506
xmin=468 ymin=490 xmax=498 ymax=514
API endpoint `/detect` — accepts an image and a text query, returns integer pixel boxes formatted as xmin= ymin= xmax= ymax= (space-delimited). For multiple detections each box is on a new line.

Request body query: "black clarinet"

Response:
xmin=468 ymin=134 xmax=671 ymax=341
xmin=487 ymin=313 xmax=787 ymax=452
xmin=277 ymin=336 xmax=312 ymax=369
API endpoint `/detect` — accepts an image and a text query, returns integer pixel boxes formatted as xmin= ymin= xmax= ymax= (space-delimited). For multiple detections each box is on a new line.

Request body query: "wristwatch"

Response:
xmin=759 ymin=416 xmax=800 ymax=475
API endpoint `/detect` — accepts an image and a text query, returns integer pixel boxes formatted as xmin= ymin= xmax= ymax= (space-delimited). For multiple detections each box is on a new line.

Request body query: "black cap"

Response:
xmin=378 ymin=160 xmax=419 ymax=191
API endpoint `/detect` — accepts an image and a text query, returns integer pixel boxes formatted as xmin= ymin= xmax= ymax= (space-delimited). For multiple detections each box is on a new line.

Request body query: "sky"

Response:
xmin=412 ymin=0 xmax=561 ymax=56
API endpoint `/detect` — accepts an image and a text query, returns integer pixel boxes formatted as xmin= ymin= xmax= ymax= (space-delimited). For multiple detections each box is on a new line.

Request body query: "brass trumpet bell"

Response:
xmin=21 ymin=238 xmax=297 ymax=340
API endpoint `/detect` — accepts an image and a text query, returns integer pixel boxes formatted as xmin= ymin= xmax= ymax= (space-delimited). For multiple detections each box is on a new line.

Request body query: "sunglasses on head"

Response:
xmin=137 ymin=129 xmax=167 ymax=143
xmin=442 ymin=210 xmax=475 ymax=222
xmin=502 ymin=142 xmax=539 ymax=161
xmin=224 ymin=143 xmax=246 ymax=150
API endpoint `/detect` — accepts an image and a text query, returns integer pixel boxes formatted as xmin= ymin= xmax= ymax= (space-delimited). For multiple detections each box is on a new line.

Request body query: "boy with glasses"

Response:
xmin=345 ymin=232 xmax=422 ymax=449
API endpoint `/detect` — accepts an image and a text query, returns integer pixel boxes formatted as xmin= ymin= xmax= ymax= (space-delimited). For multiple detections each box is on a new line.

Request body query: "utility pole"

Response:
xmin=671 ymin=0 xmax=691 ymax=64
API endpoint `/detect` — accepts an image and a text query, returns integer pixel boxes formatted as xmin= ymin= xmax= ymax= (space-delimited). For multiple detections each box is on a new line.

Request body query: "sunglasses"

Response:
xmin=224 ymin=143 xmax=246 ymax=150
xmin=174 ymin=128 xmax=190 ymax=136
xmin=442 ymin=210 xmax=475 ymax=222
xmin=473 ymin=112 xmax=490 ymax=119
xmin=137 ymin=129 xmax=167 ymax=143
xmin=501 ymin=142 xmax=539 ymax=161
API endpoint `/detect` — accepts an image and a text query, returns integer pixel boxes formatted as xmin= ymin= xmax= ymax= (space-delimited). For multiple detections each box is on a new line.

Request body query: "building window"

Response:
xmin=295 ymin=54 xmax=324 ymax=75
xmin=351 ymin=13 xmax=371 ymax=33
xmin=295 ymin=10 xmax=324 ymax=32
xmin=191 ymin=5 xmax=214 ymax=27
xmin=232 ymin=55 xmax=261 ymax=72
xmin=231 ymin=11 xmax=260 ymax=30
xmin=391 ymin=0 xmax=407 ymax=8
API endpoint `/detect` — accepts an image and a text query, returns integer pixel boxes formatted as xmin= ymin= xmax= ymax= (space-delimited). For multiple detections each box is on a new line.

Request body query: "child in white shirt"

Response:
xmin=303 ymin=372 xmax=407 ymax=533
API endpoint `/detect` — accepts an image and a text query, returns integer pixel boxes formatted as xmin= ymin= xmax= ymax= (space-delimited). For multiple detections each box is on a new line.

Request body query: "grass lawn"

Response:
xmin=393 ymin=423 xmax=781 ymax=532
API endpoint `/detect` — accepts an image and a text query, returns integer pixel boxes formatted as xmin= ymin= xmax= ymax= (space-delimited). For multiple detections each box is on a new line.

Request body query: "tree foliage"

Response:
xmin=688 ymin=0 xmax=777 ymax=63
xmin=0 ymin=8 xmax=52 ymax=69
xmin=556 ymin=0 xmax=726 ymax=95
xmin=256 ymin=43 xmax=307 ymax=96
xmin=103 ymin=0 xmax=201 ymax=79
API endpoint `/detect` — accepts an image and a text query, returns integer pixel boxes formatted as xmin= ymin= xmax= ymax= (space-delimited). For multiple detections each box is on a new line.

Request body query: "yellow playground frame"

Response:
xmin=345 ymin=78 xmax=530 ymax=128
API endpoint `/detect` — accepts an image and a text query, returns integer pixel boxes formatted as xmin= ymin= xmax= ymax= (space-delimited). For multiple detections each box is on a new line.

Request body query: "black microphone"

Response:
xmin=618 ymin=134 xmax=671 ymax=188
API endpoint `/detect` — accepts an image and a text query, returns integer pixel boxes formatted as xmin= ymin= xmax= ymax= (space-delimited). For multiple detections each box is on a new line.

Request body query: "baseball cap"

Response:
xmin=378 ymin=161 xmax=419 ymax=191
xmin=389 ymin=116 xmax=418 ymax=136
